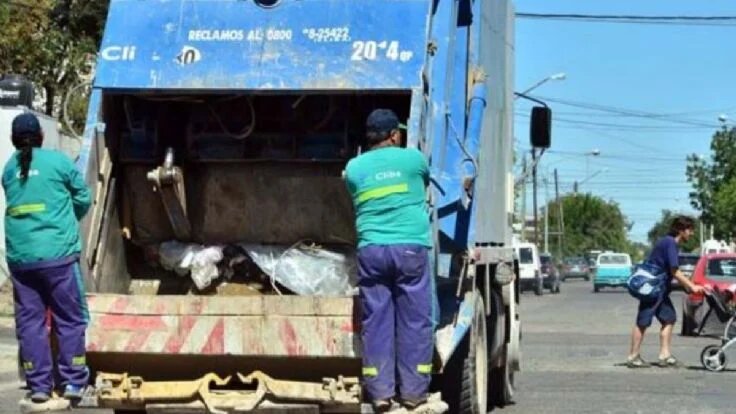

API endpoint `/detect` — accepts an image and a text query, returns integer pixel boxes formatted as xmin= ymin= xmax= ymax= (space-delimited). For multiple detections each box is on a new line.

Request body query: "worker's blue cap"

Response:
xmin=366 ymin=109 xmax=407 ymax=135
xmin=11 ymin=113 xmax=42 ymax=138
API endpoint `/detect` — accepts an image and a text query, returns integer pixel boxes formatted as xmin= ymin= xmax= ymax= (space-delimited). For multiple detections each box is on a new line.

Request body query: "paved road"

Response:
xmin=499 ymin=279 xmax=736 ymax=414
xmin=0 ymin=281 xmax=734 ymax=413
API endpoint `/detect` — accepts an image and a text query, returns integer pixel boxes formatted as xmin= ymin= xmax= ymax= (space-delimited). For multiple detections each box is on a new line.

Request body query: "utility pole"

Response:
xmin=520 ymin=154 xmax=527 ymax=241
xmin=700 ymin=221 xmax=704 ymax=246
xmin=532 ymin=148 xmax=539 ymax=247
xmin=542 ymin=172 xmax=549 ymax=253
xmin=555 ymin=169 xmax=563 ymax=258
xmin=543 ymin=205 xmax=549 ymax=253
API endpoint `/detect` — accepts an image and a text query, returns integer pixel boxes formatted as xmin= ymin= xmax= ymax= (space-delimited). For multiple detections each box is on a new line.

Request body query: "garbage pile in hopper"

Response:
xmin=157 ymin=241 xmax=358 ymax=296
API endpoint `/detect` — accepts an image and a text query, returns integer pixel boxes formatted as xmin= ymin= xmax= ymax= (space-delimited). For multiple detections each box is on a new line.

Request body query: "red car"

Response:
xmin=681 ymin=253 xmax=736 ymax=336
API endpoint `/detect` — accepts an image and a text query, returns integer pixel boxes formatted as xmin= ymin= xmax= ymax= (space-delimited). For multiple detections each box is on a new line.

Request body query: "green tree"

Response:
xmin=626 ymin=241 xmax=649 ymax=264
xmin=543 ymin=193 xmax=632 ymax=258
xmin=0 ymin=1 xmax=108 ymax=130
xmin=687 ymin=127 xmax=736 ymax=239
xmin=646 ymin=210 xmax=701 ymax=253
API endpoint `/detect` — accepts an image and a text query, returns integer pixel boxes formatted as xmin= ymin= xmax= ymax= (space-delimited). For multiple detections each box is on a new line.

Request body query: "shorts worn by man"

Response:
xmin=4 ymin=113 xmax=92 ymax=407
xmin=344 ymin=109 xmax=432 ymax=411
xmin=627 ymin=215 xmax=704 ymax=369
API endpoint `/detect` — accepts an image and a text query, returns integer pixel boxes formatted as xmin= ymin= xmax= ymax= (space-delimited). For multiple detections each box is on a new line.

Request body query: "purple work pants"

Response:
xmin=358 ymin=244 xmax=433 ymax=402
xmin=10 ymin=255 xmax=89 ymax=394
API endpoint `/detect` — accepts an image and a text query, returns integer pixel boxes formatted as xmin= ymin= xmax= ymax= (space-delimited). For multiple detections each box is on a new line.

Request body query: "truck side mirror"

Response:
xmin=530 ymin=106 xmax=552 ymax=149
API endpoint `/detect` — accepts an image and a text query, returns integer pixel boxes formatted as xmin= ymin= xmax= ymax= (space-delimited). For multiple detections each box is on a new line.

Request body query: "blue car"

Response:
xmin=593 ymin=253 xmax=633 ymax=293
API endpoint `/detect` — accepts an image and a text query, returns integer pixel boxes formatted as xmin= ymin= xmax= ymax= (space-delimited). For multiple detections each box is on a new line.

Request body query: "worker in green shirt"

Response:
xmin=4 ymin=113 xmax=91 ymax=409
xmin=344 ymin=109 xmax=432 ymax=412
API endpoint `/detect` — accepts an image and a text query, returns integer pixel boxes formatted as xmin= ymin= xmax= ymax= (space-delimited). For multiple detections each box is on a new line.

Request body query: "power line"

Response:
xmin=516 ymin=12 xmax=736 ymax=21
xmin=548 ymin=107 xmax=736 ymax=119
xmin=516 ymin=12 xmax=736 ymax=27
xmin=531 ymin=96 xmax=720 ymax=128
xmin=515 ymin=112 xmax=714 ymax=131
xmin=540 ymin=149 xmax=688 ymax=162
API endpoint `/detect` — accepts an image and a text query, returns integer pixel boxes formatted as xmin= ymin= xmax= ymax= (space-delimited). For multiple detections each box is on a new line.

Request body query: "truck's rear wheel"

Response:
xmin=534 ymin=276 xmax=543 ymax=296
xmin=440 ymin=293 xmax=488 ymax=414
xmin=489 ymin=346 xmax=515 ymax=407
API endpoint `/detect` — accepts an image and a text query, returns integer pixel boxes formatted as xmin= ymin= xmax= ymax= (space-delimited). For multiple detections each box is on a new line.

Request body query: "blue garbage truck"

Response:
xmin=77 ymin=0 xmax=551 ymax=412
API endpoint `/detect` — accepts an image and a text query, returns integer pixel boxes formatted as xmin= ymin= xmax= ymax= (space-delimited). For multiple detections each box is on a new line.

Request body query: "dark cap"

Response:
xmin=366 ymin=109 xmax=406 ymax=135
xmin=12 ymin=113 xmax=42 ymax=138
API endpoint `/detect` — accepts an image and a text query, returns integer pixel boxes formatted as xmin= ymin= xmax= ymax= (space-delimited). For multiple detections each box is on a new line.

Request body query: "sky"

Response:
xmin=514 ymin=0 xmax=736 ymax=243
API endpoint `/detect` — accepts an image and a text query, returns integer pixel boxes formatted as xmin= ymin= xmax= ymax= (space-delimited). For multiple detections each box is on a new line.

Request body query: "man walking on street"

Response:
xmin=627 ymin=215 xmax=705 ymax=368
xmin=344 ymin=109 xmax=433 ymax=412
xmin=4 ymin=113 xmax=92 ymax=409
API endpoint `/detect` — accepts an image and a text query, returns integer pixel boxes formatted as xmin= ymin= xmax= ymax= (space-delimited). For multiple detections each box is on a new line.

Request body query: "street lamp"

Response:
xmin=719 ymin=114 xmax=730 ymax=131
xmin=574 ymin=168 xmax=609 ymax=192
xmin=585 ymin=149 xmax=600 ymax=178
xmin=519 ymin=72 xmax=567 ymax=96
xmin=543 ymin=148 xmax=600 ymax=168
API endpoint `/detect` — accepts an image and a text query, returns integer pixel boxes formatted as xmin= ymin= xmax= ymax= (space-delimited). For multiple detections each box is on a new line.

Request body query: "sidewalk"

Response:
xmin=0 ymin=280 xmax=12 ymax=319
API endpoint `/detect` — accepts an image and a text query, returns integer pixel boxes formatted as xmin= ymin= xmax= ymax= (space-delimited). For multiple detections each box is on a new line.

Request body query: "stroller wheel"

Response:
xmin=701 ymin=345 xmax=728 ymax=372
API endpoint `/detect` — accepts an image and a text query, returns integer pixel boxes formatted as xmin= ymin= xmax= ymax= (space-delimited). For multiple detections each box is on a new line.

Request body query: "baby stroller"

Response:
xmin=699 ymin=286 xmax=736 ymax=371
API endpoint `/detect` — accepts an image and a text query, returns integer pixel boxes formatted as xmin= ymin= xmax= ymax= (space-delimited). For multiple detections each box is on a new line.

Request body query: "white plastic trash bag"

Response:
xmin=159 ymin=241 xmax=197 ymax=276
xmin=241 ymin=243 xmax=357 ymax=296
xmin=159 ymin=241 xmax=224 ymax=290
xmin=190 ymin=247 xmax=224 ymax=290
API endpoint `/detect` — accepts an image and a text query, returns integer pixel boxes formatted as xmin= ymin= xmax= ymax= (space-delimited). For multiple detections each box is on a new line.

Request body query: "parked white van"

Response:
xmin=701 ymin=239 xmax=733 ymax=255
xmin=514 ymin=242 xmax=543 ymax=295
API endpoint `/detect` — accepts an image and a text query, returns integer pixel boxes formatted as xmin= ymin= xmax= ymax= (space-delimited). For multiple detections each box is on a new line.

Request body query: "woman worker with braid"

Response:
xmin=3 ymin=113 xmax=91 ymax=407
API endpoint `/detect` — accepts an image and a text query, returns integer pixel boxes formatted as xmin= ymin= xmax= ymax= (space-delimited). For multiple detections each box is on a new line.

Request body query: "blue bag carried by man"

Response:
xmin=627 ymin=262 xmax=667 ymax=302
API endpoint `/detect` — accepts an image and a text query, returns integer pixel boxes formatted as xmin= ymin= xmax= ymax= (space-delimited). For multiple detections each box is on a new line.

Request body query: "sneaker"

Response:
xmin=19 ymin=395 xmax=70 ymax=413
xmin=30 ymin=392 xmax=50 ymax=403
xmin=63 ymin=384 xmax=86 ymax=400
xmin=401 ymin=397 xmax=428 ymax=410
xmin=372 ymin=399 xmax=393 ymax=413
xmin=626 ymin=355 xmax=650 ymax=368
xmin=657 ymin=355 xmax=683 ymax=368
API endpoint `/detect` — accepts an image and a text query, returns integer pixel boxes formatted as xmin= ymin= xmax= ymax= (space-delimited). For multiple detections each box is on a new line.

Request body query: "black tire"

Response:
xmin=585 ymin=276 xmax=590 ymax=281
xmin=681 ymin=311 xmax=697 ymax=337
xmin=561 ymin=276 xmax=566 ymax=282
xmin=439 ymin=293 xmax=488 ymax=414
xmin=489 ymin=346 xmax=515 ymax=408
xmin=534 ymin=277 xmax=543 ymax=296
xmin=593 ymin=285 xmax=600 ymax=293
